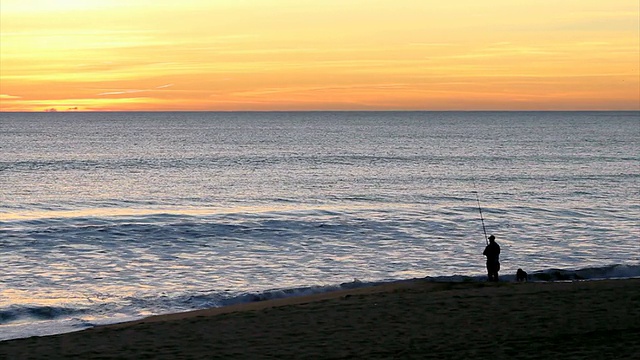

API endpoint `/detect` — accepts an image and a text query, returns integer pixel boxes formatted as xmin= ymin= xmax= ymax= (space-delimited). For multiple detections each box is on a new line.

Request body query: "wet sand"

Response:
xmin=1 ymin=278 xmax=639 ymax=359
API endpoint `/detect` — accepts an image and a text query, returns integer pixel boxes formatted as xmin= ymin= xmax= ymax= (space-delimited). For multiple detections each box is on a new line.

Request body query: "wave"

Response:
xmin=0 ymin=305 xmax=87 ymax=324
xmin=2 ymin=264 xmax=637 ymax=329
xmin=393 ymin=263 xmax=640 ymax=283
xmin=424 ymin=263 xmax=640 ymax=283
xmin=526 ymin=264 xmax=640 ymax=282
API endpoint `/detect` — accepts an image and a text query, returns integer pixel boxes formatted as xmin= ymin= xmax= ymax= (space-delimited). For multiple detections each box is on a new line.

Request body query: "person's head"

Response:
xmin=488 ymin=235 xmax=495 ymax=243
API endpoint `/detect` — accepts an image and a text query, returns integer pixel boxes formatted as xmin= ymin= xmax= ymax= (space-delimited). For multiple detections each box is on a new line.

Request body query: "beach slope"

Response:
xmin=2 ymin=278 xmax=639 ymax=359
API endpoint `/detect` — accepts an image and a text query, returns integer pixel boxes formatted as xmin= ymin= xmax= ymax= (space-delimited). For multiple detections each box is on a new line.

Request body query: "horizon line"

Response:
xmin=2 ymin=109 xmax=639 ymax=114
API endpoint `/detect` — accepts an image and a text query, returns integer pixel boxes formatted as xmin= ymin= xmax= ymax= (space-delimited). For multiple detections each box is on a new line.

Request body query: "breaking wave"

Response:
xmin=2 ymin=263 xmax=637 ymax=340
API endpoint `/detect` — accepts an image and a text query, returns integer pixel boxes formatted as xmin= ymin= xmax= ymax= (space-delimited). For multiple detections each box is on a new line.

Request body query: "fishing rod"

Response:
xmin=475 ymin=191 xmax=489 ymax=245
xmin=473 ymin=181 xmax=489 ymax=245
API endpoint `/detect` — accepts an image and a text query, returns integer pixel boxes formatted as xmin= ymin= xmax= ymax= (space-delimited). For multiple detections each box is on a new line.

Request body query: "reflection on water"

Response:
xmin=1 ymin=111 xmax=638 ymax=340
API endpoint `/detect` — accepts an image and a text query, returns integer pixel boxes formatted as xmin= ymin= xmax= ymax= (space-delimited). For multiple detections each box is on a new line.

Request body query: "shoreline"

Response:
xmin=2 ymin=277 xmax=639 ymax=359
xmin=102 ymin=277 xmax=468 ymax=329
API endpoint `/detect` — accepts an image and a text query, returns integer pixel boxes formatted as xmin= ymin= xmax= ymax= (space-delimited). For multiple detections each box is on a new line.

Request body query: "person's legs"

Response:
xmin=487 ymin=264 xmax=499 ymax=281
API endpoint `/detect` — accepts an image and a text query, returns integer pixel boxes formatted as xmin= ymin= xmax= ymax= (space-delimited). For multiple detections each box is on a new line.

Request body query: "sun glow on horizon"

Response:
xmin=1 ymin=0 xmax=638 ymax=112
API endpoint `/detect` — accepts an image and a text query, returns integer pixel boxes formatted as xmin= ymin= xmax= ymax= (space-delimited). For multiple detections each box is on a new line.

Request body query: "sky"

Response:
xmin=1 ymin=0 xmax=639 ymax=112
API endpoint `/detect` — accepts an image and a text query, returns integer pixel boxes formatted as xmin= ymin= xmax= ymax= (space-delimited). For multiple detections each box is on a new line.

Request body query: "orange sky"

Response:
xmin=1 ymin=0 xmax=639 ymax=111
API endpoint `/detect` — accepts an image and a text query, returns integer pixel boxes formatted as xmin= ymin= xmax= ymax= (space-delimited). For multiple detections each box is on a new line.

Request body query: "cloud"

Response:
xmin=98 ymin=89 xmax=145 ymax=96
xmin=98 ymin=83 xmax=174 ymax=96
xmin=0 ymin=94 xmax=22 ymax=99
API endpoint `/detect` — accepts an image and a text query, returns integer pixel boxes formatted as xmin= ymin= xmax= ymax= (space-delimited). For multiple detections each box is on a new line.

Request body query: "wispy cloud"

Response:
xmin=0 ymin=94 xmax=22 ymax=99
xmin=229 ymin=83 xmax=409 ymax=97
xmin=97 ymin=89 xmax=145 ymax=96
xmin=98 ymin=83 xmax=174 ymax=96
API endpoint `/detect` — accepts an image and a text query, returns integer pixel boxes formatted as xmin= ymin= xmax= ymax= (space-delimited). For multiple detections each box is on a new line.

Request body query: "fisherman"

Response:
xmin=483 ymin=235 xmax=501 ymax=282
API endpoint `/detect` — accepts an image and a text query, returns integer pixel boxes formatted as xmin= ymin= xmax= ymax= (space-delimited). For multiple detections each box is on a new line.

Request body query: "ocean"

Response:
xmin=1 ymin=111 xmax=638 ymax=340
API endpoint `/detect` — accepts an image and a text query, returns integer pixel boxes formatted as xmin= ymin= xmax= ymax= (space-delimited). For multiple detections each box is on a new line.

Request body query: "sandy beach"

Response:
xmin=1 ymin=278 xmax=639 ymax=359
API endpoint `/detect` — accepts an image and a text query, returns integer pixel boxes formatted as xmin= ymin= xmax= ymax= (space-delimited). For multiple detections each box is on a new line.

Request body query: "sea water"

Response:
xmin=1 ymin=111 xmax=638 ymax=340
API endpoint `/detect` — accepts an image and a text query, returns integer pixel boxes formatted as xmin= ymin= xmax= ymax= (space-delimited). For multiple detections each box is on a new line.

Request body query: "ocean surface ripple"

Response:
xmin=1 ymin=111 xmax=638 ymax=340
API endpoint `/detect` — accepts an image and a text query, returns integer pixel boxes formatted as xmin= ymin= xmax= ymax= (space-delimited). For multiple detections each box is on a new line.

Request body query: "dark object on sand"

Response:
xmin=516 ymin=268 xmax=528 ymax=282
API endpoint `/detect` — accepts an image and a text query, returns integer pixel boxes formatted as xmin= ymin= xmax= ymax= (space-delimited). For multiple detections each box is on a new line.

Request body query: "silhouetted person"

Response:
xmin=483 ymin=235 xmax=500 ymax=282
